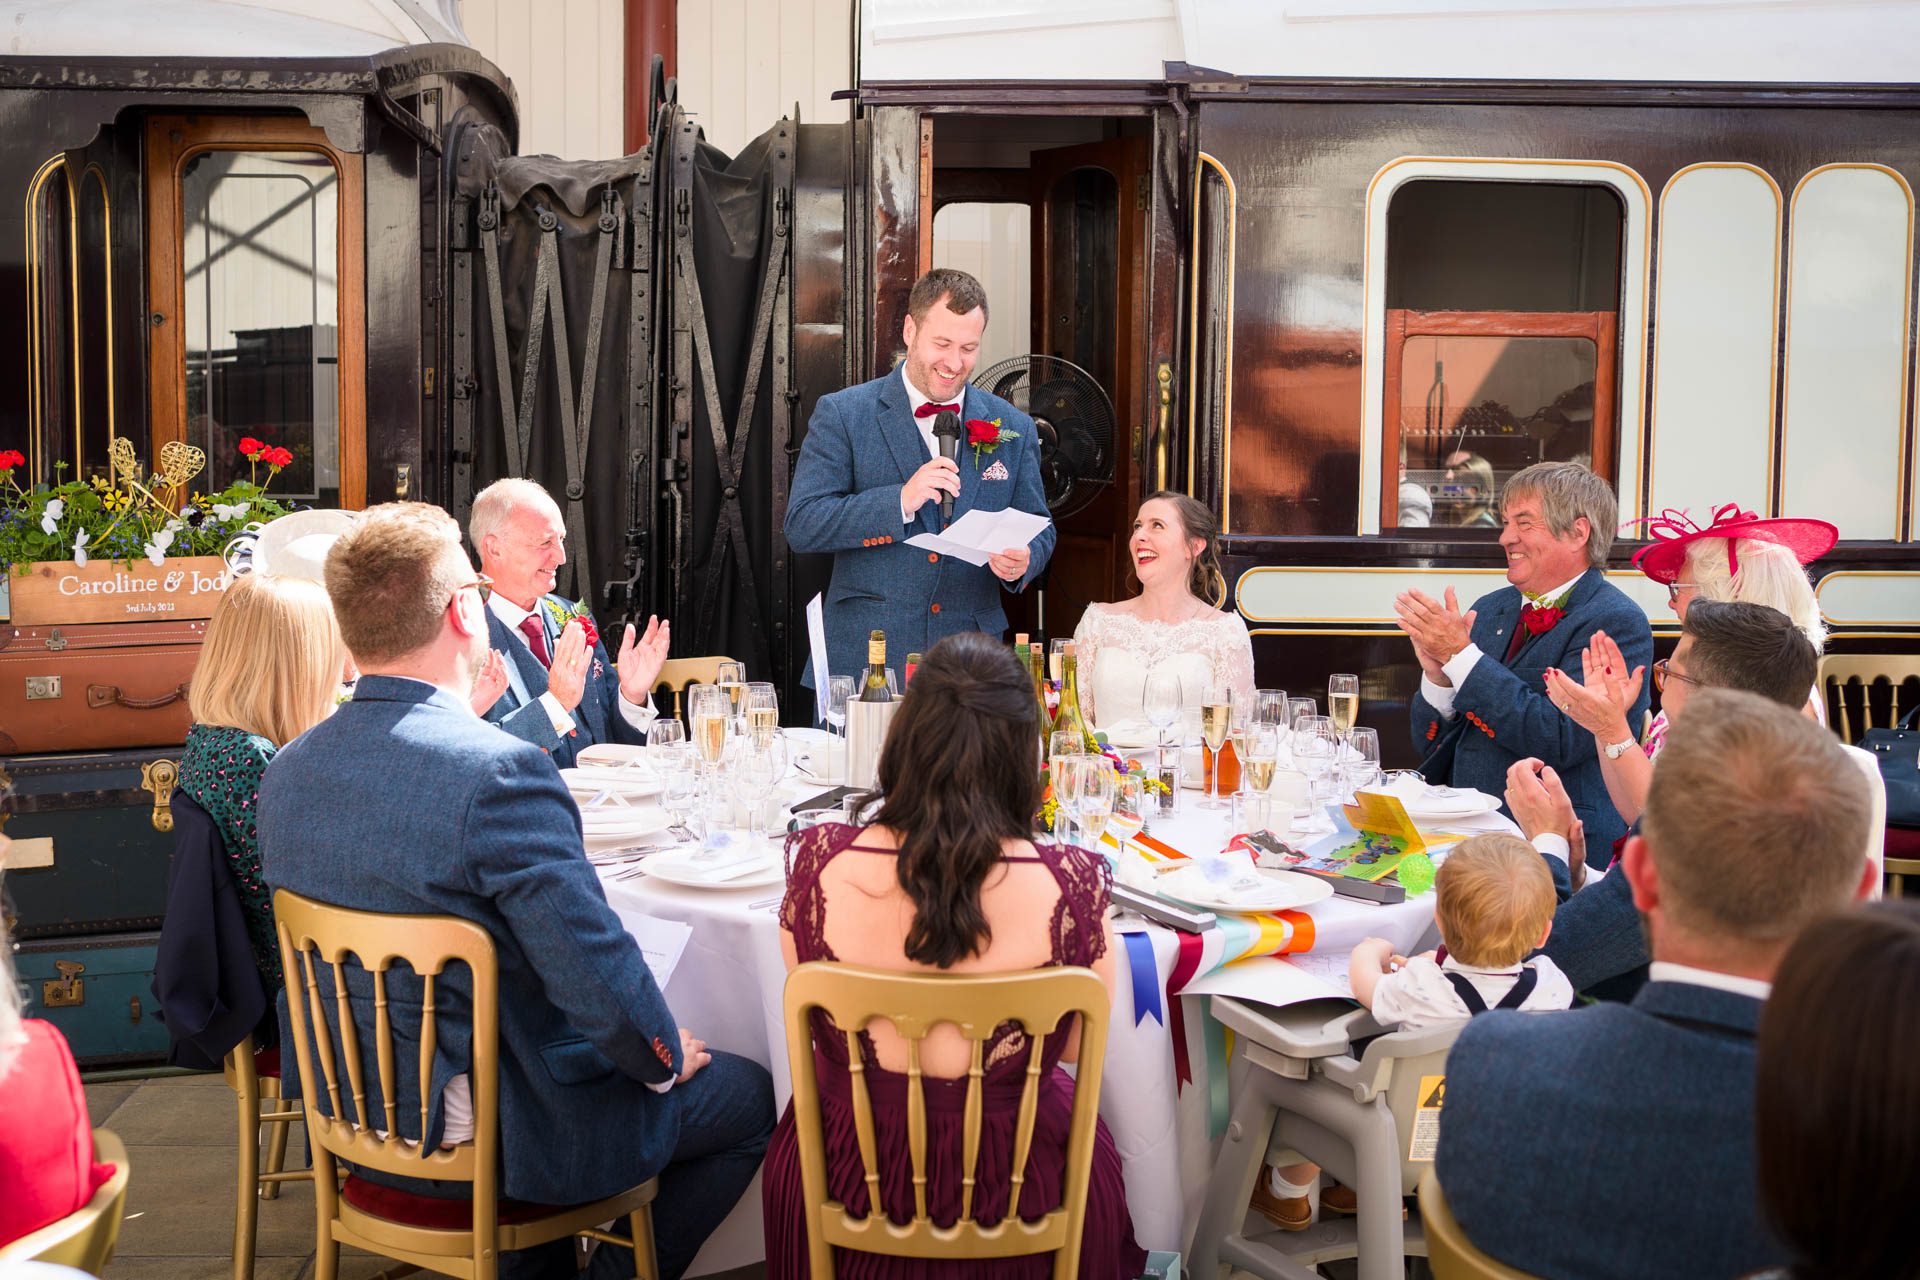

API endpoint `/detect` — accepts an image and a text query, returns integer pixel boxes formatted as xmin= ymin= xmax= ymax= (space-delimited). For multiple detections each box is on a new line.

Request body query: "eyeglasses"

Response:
xmin=1665 ymin=580 xmax=1699 ymax=603
xmin=451 ymin=572 xmax=493 ymax=607
xmin=1651 ymin=658 xmax=1702 ymax=693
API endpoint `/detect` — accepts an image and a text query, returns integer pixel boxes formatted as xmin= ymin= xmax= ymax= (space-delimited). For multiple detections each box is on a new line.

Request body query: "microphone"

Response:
xmin=931 ymin=410 xmax=962 ymax=523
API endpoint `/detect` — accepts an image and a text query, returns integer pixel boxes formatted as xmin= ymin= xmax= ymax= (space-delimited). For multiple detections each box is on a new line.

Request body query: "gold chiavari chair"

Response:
xmin=1417 ymin=1169 xmax=1543 ymax=1280
xmin=782 ymin=961 xmax=1111 ymax=1280
xmin=652 ymin=656 xmax=737 ymax=724
xmin=1818 ymin=654 xmax=1920 ymax=746
xmin=226 ymin=1032 xmax=311 ymax=1280
xmin=274 ymin=890 xmax=659 ymax=1280
xmin=0 ymin=1128 xmax=132 ymax=1273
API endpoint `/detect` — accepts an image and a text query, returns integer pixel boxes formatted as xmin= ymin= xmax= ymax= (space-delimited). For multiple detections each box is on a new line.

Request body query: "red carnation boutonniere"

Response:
xmin=543 ymin=597 xmax=600 ymax=650
xmin=1520 ymin=603 xmax=1566 ymax=636
xmin=965 ymin=417 xmax=1018 ymax=465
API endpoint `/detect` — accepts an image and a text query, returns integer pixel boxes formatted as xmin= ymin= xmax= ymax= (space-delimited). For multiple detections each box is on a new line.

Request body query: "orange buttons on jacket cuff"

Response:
xmin=927 ymin=552 xmax=939 ymax=564
xmin=930 ymin=603 xmax=941 ymax=614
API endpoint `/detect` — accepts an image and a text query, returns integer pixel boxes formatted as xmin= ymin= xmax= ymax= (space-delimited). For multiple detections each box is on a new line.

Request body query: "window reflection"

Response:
xmin=1398 ymin=335 xmax=1598 ymax=528
xmin=181 ymin=150 xmax=340 ymax=504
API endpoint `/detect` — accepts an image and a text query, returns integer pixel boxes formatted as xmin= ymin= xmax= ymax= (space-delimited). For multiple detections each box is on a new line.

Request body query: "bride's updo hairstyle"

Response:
xmin=1146 ymin=490 xmax=1226 ymax=606
xmin=870 ymin=631 xmax=1044 ymax=967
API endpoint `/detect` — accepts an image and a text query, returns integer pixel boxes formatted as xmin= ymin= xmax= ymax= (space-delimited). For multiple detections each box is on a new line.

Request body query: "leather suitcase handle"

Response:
xmin=87 ymin=682 xmax=190 ymax=711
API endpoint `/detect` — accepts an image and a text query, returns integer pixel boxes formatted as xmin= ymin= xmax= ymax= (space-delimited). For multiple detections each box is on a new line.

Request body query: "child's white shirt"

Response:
xmin=1368 ymin=954 xmax=1574 ymax=1033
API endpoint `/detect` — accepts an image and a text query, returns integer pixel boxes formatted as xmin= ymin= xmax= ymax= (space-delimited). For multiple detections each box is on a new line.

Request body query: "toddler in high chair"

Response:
xmin=1253 ymin=833 xmax=1574 ymax=1229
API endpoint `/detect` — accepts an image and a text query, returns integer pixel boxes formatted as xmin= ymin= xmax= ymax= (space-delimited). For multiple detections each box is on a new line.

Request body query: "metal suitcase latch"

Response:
xmin=45 ymin=627 xmax=68 ymax=652
xmin=44 ymin=960 xmax=85 ymax=1008
xmin=25 ymin=675 xmax=61 ymax=700
xmin=141 ymin=758 xmax=180 ymax=833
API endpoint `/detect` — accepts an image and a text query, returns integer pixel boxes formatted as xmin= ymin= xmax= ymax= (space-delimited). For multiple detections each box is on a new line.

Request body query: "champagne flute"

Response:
xmin=1288 ymin=697 xmax=1318 ymax=734
xmin=746 ymin=682 xmax=779 ymax=746
xmin=1328 ymin=673 xmax=1360 ymax=743
xmin=1048 ymin=637 xmax=1070 ymax=686
xmin=1242 ymin=724 xmax=1280 ymax=795
xmin=717 ymin=660 xmax=748 ymax=734
xmin=1110 ymin=773 xmax=1147 ymax=843
xmin=1050 ymin=753 xmax=1086 ymax=844
xmin=688 ymin=685 xmax=730 ymax=767
xmin=657 ymin=744 xmax=699 ymax=840
xmin=1292 ymin=715 xmax=1338 ymax=805
xmin=1074 ymin=756 xmax=1118 ymax=850
xmin=1049 ymin=730 xmax=1082 ymax=772
xmin=1254 ymin=688 xmax=1290 ymax=731
xmin=1199 ymin=683 xmax=1234 ymax=811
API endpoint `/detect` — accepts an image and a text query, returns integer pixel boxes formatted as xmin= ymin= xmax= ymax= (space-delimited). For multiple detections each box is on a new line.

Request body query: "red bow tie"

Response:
xmin=913 ymin=401 xmax=961 ymax=418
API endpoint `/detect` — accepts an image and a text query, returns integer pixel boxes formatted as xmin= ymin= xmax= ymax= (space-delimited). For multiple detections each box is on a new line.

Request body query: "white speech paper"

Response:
xmin=906 ymin=507 xmax=1051 ymax=567
xmin=610 ymin=909 xmax=694 ymax=991
xmin=806 ymin=591 xmax=830 ymax=723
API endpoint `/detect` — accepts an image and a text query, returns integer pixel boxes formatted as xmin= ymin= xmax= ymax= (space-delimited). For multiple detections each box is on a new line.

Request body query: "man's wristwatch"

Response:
xmin=1603 ymin=735 xmax=1638 ymax=760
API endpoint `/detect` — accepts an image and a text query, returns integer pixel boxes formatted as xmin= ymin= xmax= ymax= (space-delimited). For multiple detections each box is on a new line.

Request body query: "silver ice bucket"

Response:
xmin=844 ymin=696 xmax=900 ymax=791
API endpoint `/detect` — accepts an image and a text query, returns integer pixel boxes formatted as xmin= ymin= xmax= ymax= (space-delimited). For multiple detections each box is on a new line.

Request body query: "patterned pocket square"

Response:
xmin=980 ymin=459 xmax=1010 ymax=482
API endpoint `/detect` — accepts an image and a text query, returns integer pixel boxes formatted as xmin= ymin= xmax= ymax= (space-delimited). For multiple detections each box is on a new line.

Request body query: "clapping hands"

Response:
xmin=469 ymin=648 xmax=510 ymax=716
xmin=1394 ymin=587 xmax=1477 ymax=682
xmin=616 ymin=616 xmax=672 ymax=706
xmin=1542 ymin=629 xmax=1643 ymax=742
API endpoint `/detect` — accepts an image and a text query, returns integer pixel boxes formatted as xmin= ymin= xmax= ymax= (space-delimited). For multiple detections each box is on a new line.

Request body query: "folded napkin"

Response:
xmin=1365 ymin=772 xmax=1490 ymax=818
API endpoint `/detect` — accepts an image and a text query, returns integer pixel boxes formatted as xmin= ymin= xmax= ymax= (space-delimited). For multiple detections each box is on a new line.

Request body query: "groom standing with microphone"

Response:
xmin=786 ymin=268 xmax=1054 ymax=685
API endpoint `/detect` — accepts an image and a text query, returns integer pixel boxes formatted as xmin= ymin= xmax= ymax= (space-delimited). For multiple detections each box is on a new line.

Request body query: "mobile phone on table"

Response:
xmin=792 ymin=785 xmax=859 ymax=814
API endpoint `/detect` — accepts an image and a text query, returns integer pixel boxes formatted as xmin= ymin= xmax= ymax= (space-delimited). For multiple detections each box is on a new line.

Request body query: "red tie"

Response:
xmin=517 ymin=615 xmax=550 ymax=667
xmin=913 ymin=401 xmax=960 ymax=418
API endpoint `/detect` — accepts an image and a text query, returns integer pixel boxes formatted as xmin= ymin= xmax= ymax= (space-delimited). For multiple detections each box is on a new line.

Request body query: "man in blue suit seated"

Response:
xmin=1437 ymin=690 xmax=1877 ymax=1280
xmin=259 ymin=503 xmax=772 ymax=1280
xmin=785 ymin=267 xmax=1055 ymax=686
xmin=1397 ymin=461 xmax=1652 ymax=876
xmin=471 ymin=478 xmax=672 ymax=770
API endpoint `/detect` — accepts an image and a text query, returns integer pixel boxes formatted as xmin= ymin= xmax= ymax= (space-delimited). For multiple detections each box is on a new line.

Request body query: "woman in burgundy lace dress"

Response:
xmin=764 ymin=631 xmax=1147 ymax=1279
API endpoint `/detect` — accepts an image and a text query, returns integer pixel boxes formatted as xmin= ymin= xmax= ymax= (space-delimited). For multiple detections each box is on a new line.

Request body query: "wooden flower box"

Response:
xmin=4 ymin=557 xmax=231 ymax=626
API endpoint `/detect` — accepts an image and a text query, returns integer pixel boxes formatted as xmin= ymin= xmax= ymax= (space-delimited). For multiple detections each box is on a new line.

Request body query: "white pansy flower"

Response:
xmin=144 ymin=527 xmax=175 ymax=567
xmin=72 ymin=528 xmax=90 ymax=567
xmin=40 ymin=497 xmax=64 ymax=534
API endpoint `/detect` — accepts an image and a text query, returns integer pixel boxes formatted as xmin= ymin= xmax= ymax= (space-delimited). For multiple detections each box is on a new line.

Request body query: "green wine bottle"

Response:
xmin=859 ymin=630 xmax=892 ymax=702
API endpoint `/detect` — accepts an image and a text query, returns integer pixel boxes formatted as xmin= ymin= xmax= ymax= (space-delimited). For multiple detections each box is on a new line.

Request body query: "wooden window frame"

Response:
xmin=1381 ymin=308 xmax=1617 ymax=529
xmin=145 ymin=114 xmax=366 ymax=509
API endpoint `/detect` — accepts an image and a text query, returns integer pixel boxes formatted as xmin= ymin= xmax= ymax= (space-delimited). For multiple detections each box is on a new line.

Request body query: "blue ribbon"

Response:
xmin=1202 ymin=996 xmax=1232 ymax=1139
xmin=1122 ymin=930 xmax=1162 ymax=1027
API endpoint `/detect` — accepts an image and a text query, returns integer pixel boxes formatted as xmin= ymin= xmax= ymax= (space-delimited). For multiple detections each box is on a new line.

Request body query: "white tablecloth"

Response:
xmin=593 ymin=730 xmax=1516 ymax=1268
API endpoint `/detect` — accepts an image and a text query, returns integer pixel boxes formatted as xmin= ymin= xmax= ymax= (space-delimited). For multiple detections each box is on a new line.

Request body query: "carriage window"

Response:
xmin=181 ymin=150 xmax=340 ymax=505
xmin=1383 ymin=180 xmax=1623 ymax=529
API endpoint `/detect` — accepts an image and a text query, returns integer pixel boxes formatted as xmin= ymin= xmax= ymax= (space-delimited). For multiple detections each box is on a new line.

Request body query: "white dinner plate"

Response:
xmin=640 ymin=846 xmax=786 ymax=890
xmin=1153 ymin=864 xmax=1335 ymax=915
xmin=1360 ymin=784 xmax=1500 ymax=821
xmin=561 ymin=766 xmax=664 ymax=799
xmin=577 ymin=808 xmax=672 ymax=837
xmin=576 ymin=743 xmax=649 ymax=768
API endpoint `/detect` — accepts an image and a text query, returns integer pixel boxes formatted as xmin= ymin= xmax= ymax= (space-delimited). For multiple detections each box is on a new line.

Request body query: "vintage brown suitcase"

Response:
xmin=0 ymin=620 xmax=206 ymax=753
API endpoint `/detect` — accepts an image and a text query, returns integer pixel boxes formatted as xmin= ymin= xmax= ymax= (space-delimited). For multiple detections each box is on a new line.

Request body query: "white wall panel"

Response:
xmin=1648 ymin=164 xmax=1779 ymax=520
xmin=930 ymin=203 xmax=1031 ymax=377
xmin=1781 ymin=165 xmax=1912 ymax=541
xmin=677 ymin=0 xmax=851 ymax=158
xmin=461 ymin=0 xmax=626 ymax=160
xmin=1234 ymin=566 xmax=1673 ymax=629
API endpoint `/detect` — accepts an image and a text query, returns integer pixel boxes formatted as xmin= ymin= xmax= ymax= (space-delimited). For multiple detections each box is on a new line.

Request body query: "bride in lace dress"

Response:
xmin=1073 ymin=492 xmax=1254 ymax=744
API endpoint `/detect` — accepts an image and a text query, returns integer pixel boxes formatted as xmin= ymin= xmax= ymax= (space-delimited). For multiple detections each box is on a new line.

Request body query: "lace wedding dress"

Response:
xmin=1071 ymin=602 xmax=1255 ymax=744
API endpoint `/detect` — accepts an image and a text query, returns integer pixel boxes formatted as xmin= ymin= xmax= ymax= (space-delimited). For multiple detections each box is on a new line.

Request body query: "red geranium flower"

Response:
xmin=965 ymin=418 xmax=1000 ymax=446
xmin=238 ymin=437 xmax=265 ymax=458
xmin=0 ymin=449 xmax=24 ymax=472
xmin=265 ymin=447 xmax=295 ymax=468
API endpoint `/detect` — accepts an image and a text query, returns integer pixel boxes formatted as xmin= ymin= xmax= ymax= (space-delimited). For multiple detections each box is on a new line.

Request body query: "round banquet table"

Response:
xmin=590 ymin=729 xmax=1519 ymax=1272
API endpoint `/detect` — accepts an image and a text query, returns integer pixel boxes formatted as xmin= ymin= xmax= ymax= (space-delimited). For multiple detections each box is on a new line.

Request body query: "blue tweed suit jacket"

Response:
xmin=1409 ymin=568 xmax=1652 ymax=868
xmin=1437 ymin=980 xmax=1783 ymax=1280
xmin=483 ymin=596 xmax=647 ymax=770
xmin=258 ymin=676 xmax=684 ymax=1205
xmin=784 ymin=367 xmax=1055 ymax=686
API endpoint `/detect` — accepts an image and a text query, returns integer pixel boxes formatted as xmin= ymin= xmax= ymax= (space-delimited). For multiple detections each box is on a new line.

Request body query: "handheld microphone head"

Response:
xmin=931 ymin=410 xmax=962 ymax=521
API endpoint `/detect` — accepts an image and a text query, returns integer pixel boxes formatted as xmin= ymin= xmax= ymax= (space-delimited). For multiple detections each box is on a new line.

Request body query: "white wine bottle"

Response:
xmin=859 ymin=630 xmax=893 ymax=702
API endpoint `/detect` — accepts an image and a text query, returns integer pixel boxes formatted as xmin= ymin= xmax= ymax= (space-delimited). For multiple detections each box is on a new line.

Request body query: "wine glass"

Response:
xmin=1328 ymin=673 xmax=1360 ymax=743
xmin=1073 ymin=756 xmax=1118 ymax=850
xmin=745 ymin=682 xmax=779 ymax=746
xmin=687 ymin=684 xmax=731 ymax=791
xmin=1254 ymin=688 xmax=1290 ymax=731
xmin=1049 ymin=753 xmax=1086 ymax=844
xmin=1110 ymin=773 xmax=1147 ymax=844
xmin=1288 ymin=697 xmax=1318 ymax=735
xmin=825 ymin=674 xmax=854 ymax=736
xmin=646 ymin=716 xmax=685 ymax=754
xmin=1143 ymin=668 xmax=1184 ymax=758
xmin=1343 ymin=726 xmax=1382 ymax=797
xmin=1198 ymin=683 xmax=1234 ymax=811
xmin=1292 ymin=715 xmax=1339 ymax=805
xmin=740 ymin=729 xmax=790 ymax=841
xmin=1048 ymin=637 xmax=1071 ymax=685
xmin=1049 ymin=730 xmax=1082 ymax=771
xmin=657 ymin=744 xmax=699 ymax=841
